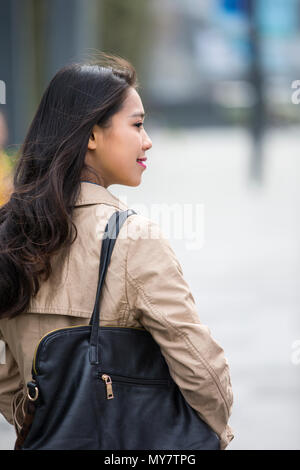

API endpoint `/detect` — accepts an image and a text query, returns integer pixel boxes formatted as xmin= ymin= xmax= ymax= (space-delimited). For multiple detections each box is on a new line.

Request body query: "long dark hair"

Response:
xmin=0 ymin=52 xmax=138 ymax=319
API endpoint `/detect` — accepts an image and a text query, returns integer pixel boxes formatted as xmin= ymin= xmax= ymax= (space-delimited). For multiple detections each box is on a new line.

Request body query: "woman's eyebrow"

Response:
xmin=128 ymin=112 xmax=146 ymax=118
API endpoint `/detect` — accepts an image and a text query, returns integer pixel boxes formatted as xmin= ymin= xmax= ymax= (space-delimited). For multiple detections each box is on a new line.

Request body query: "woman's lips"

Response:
xmin=136 ymin=159 xmax=147 ymax=169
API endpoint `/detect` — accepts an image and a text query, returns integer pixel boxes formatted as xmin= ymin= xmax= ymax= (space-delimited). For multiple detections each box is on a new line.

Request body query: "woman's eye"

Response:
xmin=135 ymin=122 xmax=144 ymax=129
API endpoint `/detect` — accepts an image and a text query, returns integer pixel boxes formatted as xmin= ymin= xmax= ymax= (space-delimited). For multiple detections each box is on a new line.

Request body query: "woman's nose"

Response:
xmin=143 ymin=131 xmax=152 ymax=150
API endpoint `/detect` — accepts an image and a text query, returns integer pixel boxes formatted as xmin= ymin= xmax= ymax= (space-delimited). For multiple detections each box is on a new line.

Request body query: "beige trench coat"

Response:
xmin=0 ymin=182 xmax=234 ymax=449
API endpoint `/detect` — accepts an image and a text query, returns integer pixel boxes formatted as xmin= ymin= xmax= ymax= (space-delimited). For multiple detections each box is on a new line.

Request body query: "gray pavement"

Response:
xmin=1 ymin=126 xmax=299 ymax=450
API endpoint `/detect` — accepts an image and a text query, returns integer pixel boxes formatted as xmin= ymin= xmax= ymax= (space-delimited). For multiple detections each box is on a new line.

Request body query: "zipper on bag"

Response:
xmin=102 ymin=374 xmax=114 ymax=399
xmin=32 ymin=325 xmax=146 ymax=376
xmin=100 ymin=373 xmax=170 ymax=400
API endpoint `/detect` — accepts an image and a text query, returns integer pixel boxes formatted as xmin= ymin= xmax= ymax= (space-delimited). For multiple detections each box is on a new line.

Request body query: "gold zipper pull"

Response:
xmin=102 ymin=374 xmax=114 ymax=399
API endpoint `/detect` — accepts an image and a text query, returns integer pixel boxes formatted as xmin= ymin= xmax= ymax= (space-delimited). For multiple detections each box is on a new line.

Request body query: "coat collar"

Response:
xmin=74 ymin=181 xmax=129 ymax=211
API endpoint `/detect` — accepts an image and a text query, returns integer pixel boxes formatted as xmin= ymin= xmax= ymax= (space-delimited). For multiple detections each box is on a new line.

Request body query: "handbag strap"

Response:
xmin=89 ymin=208 xmax=137 ymax=364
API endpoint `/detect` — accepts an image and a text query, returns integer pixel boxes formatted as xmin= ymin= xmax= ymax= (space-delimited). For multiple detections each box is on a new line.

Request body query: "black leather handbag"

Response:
xmin=17 ymin=209 xmax=220 ymax=450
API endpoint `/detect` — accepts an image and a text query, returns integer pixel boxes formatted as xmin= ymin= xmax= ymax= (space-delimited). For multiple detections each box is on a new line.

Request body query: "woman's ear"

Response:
xmin=87 ymin=129 xmax=97 ymax=151
xmin=87 ymin=125 xmax=103 ymax=151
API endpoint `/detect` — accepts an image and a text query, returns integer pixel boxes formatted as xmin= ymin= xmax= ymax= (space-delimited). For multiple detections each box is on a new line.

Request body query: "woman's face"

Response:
xmin=84 ymin=87 xmax=152 ymax=188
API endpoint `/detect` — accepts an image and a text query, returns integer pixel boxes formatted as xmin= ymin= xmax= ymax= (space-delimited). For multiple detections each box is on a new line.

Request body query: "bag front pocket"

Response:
xmin=99 ymin=372 xmax=171 ymax=400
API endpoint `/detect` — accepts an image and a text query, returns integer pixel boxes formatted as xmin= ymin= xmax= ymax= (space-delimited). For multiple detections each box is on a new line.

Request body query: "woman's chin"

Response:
xmin=113 ymin=179 xmax=141 ymax=188
xmin=124 ymin=175 xmax=143 ymax=187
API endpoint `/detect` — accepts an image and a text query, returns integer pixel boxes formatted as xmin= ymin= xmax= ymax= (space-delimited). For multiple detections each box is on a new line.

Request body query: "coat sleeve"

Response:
xmin=0 ymin=329 xmax=22 ymax=428
xmin=124 ymin=216 xmax=234 ymax=450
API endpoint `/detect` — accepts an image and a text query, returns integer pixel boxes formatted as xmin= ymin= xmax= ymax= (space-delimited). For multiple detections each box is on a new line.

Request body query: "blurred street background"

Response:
xmin=0 ymin=0 xmax=300 ymax=450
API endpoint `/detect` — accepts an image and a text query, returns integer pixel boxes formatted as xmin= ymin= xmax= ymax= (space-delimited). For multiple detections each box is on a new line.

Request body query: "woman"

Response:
xmin=0 ymin=53 xmax=234 ymax=450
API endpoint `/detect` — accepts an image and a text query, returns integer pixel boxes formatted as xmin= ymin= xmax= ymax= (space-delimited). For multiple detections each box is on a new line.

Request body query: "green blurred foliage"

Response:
xmin=0 ymin=150 xmax=14 ymax=205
